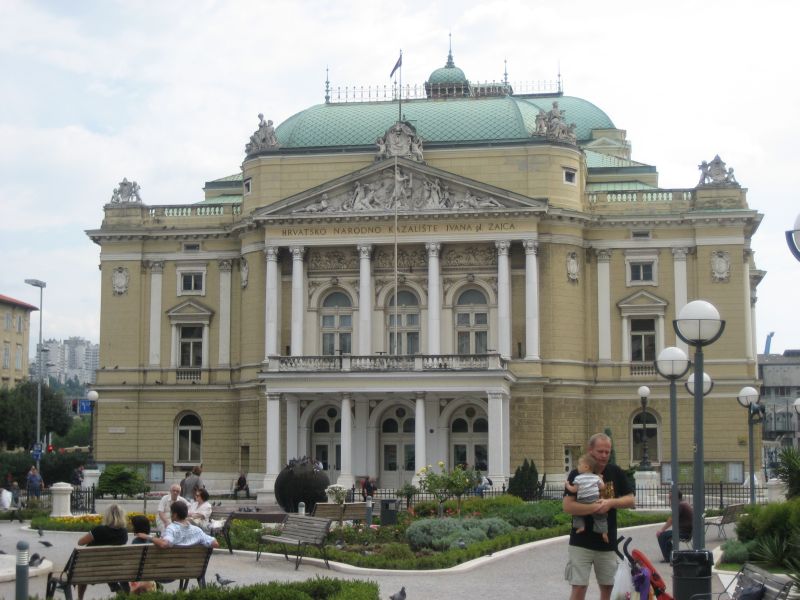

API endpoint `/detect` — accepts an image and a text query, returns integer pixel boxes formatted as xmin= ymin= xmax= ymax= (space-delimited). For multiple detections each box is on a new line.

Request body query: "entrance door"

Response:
xmin=311 ymin=406 xmax=341 ymax=484
xmin=314 ymin=440 xmax=341 ymax=483
xmin=450 ymin=407 xmax=489 ymax=472
xmin=379 ymin=407 xmax=415 ymax=490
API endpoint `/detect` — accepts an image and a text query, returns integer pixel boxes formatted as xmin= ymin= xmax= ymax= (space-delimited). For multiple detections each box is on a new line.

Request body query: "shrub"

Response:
xmin=97 ymin=464 xmax=147 ymax=497
xmin=417 ymin=462 xmax=479 ymax=517
xmin=405 ymin=516 xmax=513 ymax=551
xmin=774 ymin=446 xmax=800 ymax=499
xmin=123 ymin=577 xmax=379 ymax=599
xmin=721 ymin=539 xmax=750 ymax=563
xmin=508 ymin=458 xmax=544 ymax=501
xmin=273 ymin=456 xmax=329 ymax=513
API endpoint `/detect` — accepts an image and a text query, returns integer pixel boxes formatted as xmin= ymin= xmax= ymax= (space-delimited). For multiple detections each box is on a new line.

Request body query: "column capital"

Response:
xmin=341 ymin=392 xmax=353 ymax=402
xmin=487 ymin=390 xmax=509 ymax=401
xmin=671 ymin=247 xmax=689 ymax=260
xmin=290 ymin=246 xmax=306 ymax=259
xmin=265 ymin=246 xmax=279 ymax=261
xmin=266 ymin=392 xmax=282 ymax=402
xmin=356 ymin=244 xmax=373 ymax=259
xmin=149 ymin=260 xmax=164 ymax=274
xmin=596 ymin=248 xmax=612 ymax=262
xmin=495 ymin=240 xmax=511 ymax=256
xmin=425 ymin=242 xmax=441 ymax=258
xmin=522 ymin=239 xmax=538 ymax=255
xmin=415 ymin=392 xmax=426 ymax=401
xmin=218 ymin=259 xmax=233 ymax=272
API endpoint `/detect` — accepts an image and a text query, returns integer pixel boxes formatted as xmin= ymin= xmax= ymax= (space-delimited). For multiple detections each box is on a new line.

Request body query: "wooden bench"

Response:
xmin=45 ymin=544 xmax=213 ymax=600
xmin=208 ymin=506 xmax=286 ymax=554
xmin=704 ymin=503 xmax=746 ymax=539
xmin=690 ymin=562 xmax=794 ymax=599
xmin=257 ymin=514 xmax=332 ymax=569
xmin=312 ymin=501 xmax=369 ymax=524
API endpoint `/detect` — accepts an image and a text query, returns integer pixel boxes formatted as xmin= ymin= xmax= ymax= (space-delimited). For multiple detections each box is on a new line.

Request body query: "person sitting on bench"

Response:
xmin=138 ymin=502 xmax=219 ymax=548
xmin=656 ymin=490 xmax=693 ymax=562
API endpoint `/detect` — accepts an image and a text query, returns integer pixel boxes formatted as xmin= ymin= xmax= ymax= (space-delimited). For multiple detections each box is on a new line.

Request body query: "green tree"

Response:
xmin=0 ymin=381 xmax=71 ymax=449
xmin=51 ymin=416 xmax=91 ymax=448
xmin=508 ymin=458 xmax=544 ymax=501
xmin=774 ymin=446 xmax=800 ymax=499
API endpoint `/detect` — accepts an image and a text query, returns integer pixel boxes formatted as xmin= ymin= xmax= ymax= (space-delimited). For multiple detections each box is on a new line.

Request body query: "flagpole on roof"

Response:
xmin=390 ymin=50 xmax=403 ymax=122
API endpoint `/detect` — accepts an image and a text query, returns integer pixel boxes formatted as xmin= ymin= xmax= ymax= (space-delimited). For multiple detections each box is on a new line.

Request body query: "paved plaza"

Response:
xmin=0 ymin=517 xmax=730 ymax=599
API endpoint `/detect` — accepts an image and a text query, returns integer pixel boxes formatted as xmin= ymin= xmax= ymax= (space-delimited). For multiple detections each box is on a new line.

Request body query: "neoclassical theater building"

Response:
xmin=88 ymin=53 xmax=764 ymax=496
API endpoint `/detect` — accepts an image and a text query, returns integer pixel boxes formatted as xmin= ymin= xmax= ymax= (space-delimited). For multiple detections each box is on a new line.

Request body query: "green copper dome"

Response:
xmin=428 ymin=50 xmax=469 ymax=85
xmin=274 ymin=94 xmax=614 ymax=150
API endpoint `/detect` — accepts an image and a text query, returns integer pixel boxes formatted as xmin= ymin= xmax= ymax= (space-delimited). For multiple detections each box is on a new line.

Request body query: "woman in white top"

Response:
xmin=187 ymin=487 xmax=212 ymax=531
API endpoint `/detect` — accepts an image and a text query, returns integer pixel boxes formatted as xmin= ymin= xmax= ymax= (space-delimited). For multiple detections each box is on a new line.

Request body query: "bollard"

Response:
xmin=16 ymin=540 xmax=29 ymax=600
xmin=298 ymin=501 xmax=305 ymax=515
xmin=366 ymin=495 xmax=373 ymax=524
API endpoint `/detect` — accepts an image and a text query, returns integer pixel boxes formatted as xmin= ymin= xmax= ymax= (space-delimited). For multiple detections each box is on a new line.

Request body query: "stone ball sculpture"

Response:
xmin=274 ymin=456 xmax=330 ymax=513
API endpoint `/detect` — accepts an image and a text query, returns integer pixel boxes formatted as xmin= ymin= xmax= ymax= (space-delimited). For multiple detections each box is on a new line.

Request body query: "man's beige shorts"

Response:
xmin=564 ymin=545 xmax=618 ymax=586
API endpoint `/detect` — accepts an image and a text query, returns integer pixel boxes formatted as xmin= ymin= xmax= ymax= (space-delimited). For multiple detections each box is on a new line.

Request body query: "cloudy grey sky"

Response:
xmin=2 ymin=0 xmax=798 ymax=355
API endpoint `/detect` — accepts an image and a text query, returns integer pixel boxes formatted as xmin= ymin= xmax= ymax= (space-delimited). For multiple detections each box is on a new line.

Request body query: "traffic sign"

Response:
xmin=33 ymin=442 xmax=43 ymax=453
xmin=79 ymin=399 xmax=93 ymax=415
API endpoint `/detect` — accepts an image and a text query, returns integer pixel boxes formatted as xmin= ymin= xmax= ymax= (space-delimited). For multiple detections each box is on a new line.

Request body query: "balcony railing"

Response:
xmin=268 ymin=353 xmax=507 ymax=373
xmin=176 ymin=368 xmax=202 ymax=382
xmin=630 ymin=363 xmax=657 ymax=377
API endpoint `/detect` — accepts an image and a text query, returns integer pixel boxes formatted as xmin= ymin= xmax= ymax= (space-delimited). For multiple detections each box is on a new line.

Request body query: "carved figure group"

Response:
xmin=245 ymin=113 xmax=279 ymax=154
xmin=534 ymin=101 xmax=577 ymax=144
xmin=110 ymin=178 xmax=142 ymax=203
xmin=698 ymin=155 xmax=738 ymax=186
xmin=452 ymin=189 xmax=501 ymax=210
xmin=375 ymin=121 xmax=424 ymax=162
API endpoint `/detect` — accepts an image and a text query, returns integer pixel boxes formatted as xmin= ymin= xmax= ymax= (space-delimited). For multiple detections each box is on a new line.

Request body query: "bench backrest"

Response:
xmin=721 ymin=503 xmax=745 ymax=525
xmin=282 ymin=514 xmax=332 ymax=544
xmin=734 ymin=563 xmax=793 ymax=600
xmin=313 ymin=502 xmax=367 ymax=520
xmin=62 ymin=544 xmax=212 ymax=585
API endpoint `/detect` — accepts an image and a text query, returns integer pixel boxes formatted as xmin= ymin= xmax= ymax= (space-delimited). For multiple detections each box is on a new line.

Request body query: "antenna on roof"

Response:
xmin=324 ymin=66 xmax=330 ymax=104
xmin=503 ymin=59 xmax=509 ymax=86
xmin=557 ymin=60 xmax=562 ymax=94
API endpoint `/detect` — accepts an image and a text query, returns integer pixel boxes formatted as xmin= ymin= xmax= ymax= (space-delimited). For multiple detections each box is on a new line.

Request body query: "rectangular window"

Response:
xmin=475 ymin=331 xmax=488 ymax=354
xmin=15 ymin=344 xmax=22 ymax=370
xmin=631 ymin=230 xmax=651 ymax=239
xmin=406 ymin=332 xmax=419 ymax=355
xmin=631 ymin=318 xmax=656 ymax=362
xmin=4 ymin=313 xmax=11 ymax=331
xmin=474 ymin=313 xmax=488 ymax=326
xmin=563 ymin=168 xmax=577 ymax=185
xmin=457 ymin=332 xmax=470 ymax=355
xmin=474 ymin=445 xmax=488 ymax=471
xmin=322 ymin=333 xmax=335 ymax=355
xmin=179 ymin=326 xmax=203 ymax=367
xmin=456 ymin=313 xmax=470 ymax=327
xmin=243 ymin=178 xmax=252 ymax=195
xmin=178 ymin=428 xmax=201 ymax=462
xmin=181 ymin=272 xmax=203 ymax=292
xmin=403 ymin=444 xmax=415 ymax=470
xmin=182 ymin=242 xmax=200 ymax=252
xmin=630 ymin=262 xmax=654 ymax=282
xmin=453 ymin=444 xmax=467 ymax=468
xmin=2 ymin=343 xmax=9 ymax=369
xmin=17 ymin=316 xmax=23 ymax=333
xmin=322 ymin=315 xmax=335 ymax=328
xmin=383 ymin=444 xmax=397 ymax=471
xmin=339 ymin=333 xmax=351 ymax=354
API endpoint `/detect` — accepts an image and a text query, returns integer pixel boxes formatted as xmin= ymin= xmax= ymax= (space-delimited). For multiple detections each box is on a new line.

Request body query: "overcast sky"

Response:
xmin=2 ymin=0 xmax=798 ymax=357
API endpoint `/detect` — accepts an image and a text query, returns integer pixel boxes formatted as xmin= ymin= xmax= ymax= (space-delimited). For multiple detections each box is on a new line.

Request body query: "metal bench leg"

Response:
xmin=295 ymin=543 xmax=306 ymax=570
xmin=320 ymin=545 xmax=330 ymax=569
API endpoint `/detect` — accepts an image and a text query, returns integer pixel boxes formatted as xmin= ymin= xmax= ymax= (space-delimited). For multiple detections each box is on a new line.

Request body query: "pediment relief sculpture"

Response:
xmin=308 ymin=247 xmax=358 ymax=271
xmin=376 ymin=121 xmax=424 ymax=162
xmin=292 ymin=165 xmax=507 ymax=215
xmin=442 ymin=246 xmax=497 ymax=268
xmin=373 ymin=247 xmax=428 ymax=270
xmin=245 ymin=113 xmax=279 ymax=154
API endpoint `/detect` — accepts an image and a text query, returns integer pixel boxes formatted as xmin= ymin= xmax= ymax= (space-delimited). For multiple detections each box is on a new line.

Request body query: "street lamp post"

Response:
xmin=654 ymin=346 xmax=691 ymax=558
xmin=737 ymin=386 xmax=765 ymax=505
xmin=24 ymin=278 xmax=46 ymax=470
xmin=795 ymin=399 xmax=800 ymax=450
xmin=785 ymin=213 xmax=800 ymax=261
xmin=637 ymin=386 xmax=652 ymax=471
xmin=86 ymin=390 xmax=99 ymax=469
xmin=674 ymin=300 xmax=725 ymax=551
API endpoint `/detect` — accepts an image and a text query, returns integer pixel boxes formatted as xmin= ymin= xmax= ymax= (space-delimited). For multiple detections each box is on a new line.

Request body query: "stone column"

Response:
xmin=338 ymin=393 xmax=355 ymax=489
xmin=148 ymin=261 xmax=164 ymax=366
xmin=354 ymin=398 xmax=370 ymax=477
xmin=218 ymin=259 xmax=232 ymax=366
xmin=290 ymin=246 xmax=305 ymax=356
xmin=597 ymin=249 xmax=612 ymax=361
xmin=743 ymin=250 xmax=754 ymax=360
xmin=425 ymin=242 xmax=441 ymax=354
xmin=523 ymin=240 xmax=540 ymax=360
xmin=495 ymin=241 xmax=512 ymax=359
xmin=413 ymin=392 xmax=427 ymax=483
xmin=285 ymin=396 xmax=298 ymax=461
xmin=264 ymin=246 xmax=280 ymax=358
xmin=672 ymin=248 xmax=689 ymax=353
xmin=201 ymin=324 xmax=209 ymax=367
xmin=259 ymin=392 xmax=281 ymax=503
xmin=487 ymin=391 xmax=509 ymax=485
xmin=357 ymin=244 xmax=373 ymax=355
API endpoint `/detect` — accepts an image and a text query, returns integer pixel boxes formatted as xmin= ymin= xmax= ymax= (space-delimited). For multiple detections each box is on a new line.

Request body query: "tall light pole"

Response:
xmin=86 ymin=390 xmax=99 ymax=469
xmin=637 ymin=386 xmax=652 ymax=470
xmin=795 ymin=398 xmax=800 ymax=450
xmin=24 ymin=278 xmax=46 ymax=470
xmin=654 ymin=346 xmax=690 ymax=559
xmin=737 ymin=386 xmax=765 ymax=505
xmin=674 ymin=300 xmax=724 ymax=551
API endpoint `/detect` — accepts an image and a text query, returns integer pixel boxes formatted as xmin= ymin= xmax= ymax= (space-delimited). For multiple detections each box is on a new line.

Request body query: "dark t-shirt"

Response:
xmin=678 ymin=500 xmax=693 ymax=537
xmin=565 ymin=462 xmax=633 ymax=551
xmin=88 ymin=525 xmax=128 ymax=546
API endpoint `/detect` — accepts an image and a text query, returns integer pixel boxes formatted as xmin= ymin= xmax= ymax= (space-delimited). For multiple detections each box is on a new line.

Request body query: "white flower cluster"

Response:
xmin=325 ymin=484 xmax=348 ymax=505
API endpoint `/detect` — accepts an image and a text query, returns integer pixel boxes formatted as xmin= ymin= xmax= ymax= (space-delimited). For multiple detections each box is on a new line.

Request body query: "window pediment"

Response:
xmin=166 ymin=300 xmax=215 ymax=325
xmin=617 ymin=290 xmax=667 ymax=316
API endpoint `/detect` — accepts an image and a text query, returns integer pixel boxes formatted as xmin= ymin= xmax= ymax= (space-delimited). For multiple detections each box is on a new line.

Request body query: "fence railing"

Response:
xmin=362 ymin=482 xmax=767 ymax=511
xmin=70 ymin=485 xmax=96 ymax=515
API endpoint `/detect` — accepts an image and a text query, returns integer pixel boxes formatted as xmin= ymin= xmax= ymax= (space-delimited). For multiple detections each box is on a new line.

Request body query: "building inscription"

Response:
xmin=277 ymin=221 xmax=517 ymax=238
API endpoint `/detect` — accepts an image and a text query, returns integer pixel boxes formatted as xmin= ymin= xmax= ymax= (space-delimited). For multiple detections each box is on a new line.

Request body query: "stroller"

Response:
xmin=612 ymin=535 xmax=674 ymax=600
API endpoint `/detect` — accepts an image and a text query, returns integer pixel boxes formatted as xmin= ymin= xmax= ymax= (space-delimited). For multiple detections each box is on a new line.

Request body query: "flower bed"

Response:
xmin=31 ymin=512 xmax=157 ymax=532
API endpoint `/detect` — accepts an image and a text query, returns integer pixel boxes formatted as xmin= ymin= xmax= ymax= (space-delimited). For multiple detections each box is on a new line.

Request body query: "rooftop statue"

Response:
xmin=697 ymin=155 xmax=738 ymax=186
xmin=246 ymin=113 xmax=280 ymax=154
xmin=534 ymin=101 xmax=577 ymax=145
xmin=376 ymin=121 xmax=424 ymax=162
xmin=110 ymin=178 xmax=142 ymax=203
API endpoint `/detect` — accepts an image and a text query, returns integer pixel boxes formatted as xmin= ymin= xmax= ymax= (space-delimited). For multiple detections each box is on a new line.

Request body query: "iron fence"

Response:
xmin=18 ymin=489 xmax=51 ymax=511
xmin=70 ymin=485 xmax=96 ymax=515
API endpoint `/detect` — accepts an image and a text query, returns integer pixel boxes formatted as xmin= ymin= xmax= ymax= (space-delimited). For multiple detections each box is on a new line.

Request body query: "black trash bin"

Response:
xmin=380 ymin=498 xmax=398 ymax=525
xmin=672 ymin=549 xmax=713 ymax=600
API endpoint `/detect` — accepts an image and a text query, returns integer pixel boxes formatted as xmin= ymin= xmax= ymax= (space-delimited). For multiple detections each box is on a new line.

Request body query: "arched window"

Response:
xmin=387 ymin=290 xmax=420 ymax=355
xmin=631 ymin=411 xmax=660 ymax=463
xmin=450 ymin=406 xmax=488 ymax=471
xmin=321 ymin=291 xmax=352 ymax=355
xmin=177 ymin=413 xmax=202 ymax=463
xmin=455 ymin=289 xmax=488 ymax=355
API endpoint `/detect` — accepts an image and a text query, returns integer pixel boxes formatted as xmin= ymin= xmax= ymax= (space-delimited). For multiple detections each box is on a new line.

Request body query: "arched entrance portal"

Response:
xmin=380 ymin=406 xmax=415 ymax=490
xmin=450 ymin=405 xmax=489 ymax=472
xmin=311 ymin=406 xmax=341 ymax=483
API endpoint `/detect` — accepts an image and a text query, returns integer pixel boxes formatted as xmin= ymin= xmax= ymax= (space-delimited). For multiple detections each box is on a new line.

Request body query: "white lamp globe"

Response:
xmin=676 ymin=300 xmax=722 ymax=343
xmin=86 ymin=390 xmax=99 ymax=402
xmin=793 ymin=397 xmax=800 ymax=415
xmin=686 ymin=372 xmax=713 ymax=395
xmin=638 ymin=386 xmax=650 ymax=399
xmin=794 ymin=213 xmax=800 ymax=249
xmin=737 ymin=386 xmax=760 ymax=409
xmin=655 ymin=346 xmax=690 ymax=377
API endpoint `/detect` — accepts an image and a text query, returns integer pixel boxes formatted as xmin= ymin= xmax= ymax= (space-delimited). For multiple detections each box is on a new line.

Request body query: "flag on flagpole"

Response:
xmin=390 ymin=52 xmax=402 ymax=77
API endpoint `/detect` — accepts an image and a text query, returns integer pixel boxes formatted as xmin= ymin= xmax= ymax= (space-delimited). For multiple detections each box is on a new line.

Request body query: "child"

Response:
xmin=129 ymin=515 xmax=157 ymax=594
xmin=565 ymin=454 xmax=608 ymax=543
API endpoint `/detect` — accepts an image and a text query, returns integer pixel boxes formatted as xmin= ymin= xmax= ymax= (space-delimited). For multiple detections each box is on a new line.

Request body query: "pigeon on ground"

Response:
xmin=254 ymin=507 xmax=260 ymax=512
xmin=37 ymin=527 xmax=44 ymax=537
xmin=39 ymin=541 xmax=52 ymax=547
xmin=215 ymin=573 xmax=235 ymax=586
xmin=28 ymin=553 xmax=39 ymax=565
xmin=334 ymin=541 xmax=345 ymax=550
xmin=0 ymin=550 xmax=6 ymax=554
xmin=29 ymin=554 xmax=44 ymax=567
xmin=389 ymin=586 xmax=406 ymax=600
